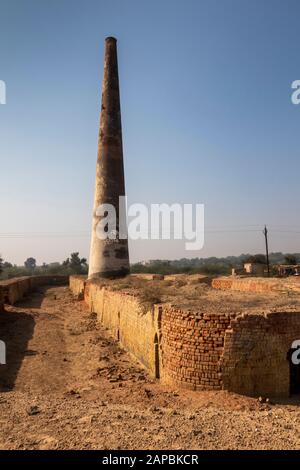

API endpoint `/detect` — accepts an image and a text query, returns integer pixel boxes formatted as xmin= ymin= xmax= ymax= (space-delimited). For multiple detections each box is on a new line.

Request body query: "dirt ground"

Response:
xmin=0 ymin=285 xmax=300 ymax=450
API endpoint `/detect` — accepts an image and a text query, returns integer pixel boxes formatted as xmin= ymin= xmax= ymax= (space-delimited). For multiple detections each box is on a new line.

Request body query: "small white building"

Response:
xmin=243 ymin=263 xmax=266 ymax=276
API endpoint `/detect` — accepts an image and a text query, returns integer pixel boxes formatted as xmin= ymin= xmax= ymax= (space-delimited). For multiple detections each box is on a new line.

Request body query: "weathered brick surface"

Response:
xmin=221 ymin=311 xmax=300 ymax=397
xmin=69 ymin=275 xmax=300 ymax=397
xmin=160 ymin=306 xmax=233 ymax=390
xmin=88 ymin=37 xmax=129 ymax=279
xmin=69 ymin=275 xmax=87 ymax=300
xmin=0 ymin=275 xmax=69 ymax=305
xmin=212 ymin=276 xmax=298 ymax=293
xmin=83 ymin=279 xmax=161 ymax=377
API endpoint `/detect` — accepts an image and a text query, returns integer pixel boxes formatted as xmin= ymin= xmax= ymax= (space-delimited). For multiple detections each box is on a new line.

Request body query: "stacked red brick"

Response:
xmin=212 ymin=277 xmax=285 ymax=293
xmin=161 ymin=306 xmax=233 ymax=390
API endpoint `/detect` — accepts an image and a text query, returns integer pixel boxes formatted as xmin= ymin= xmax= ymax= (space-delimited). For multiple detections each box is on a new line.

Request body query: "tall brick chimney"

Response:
xmin=88 ymin=37 xmax=130 ymax=279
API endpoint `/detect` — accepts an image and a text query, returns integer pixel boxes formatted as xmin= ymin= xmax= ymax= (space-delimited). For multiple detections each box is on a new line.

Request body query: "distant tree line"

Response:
xmin=0 ymin=251 xmax=299 ymax=279
xmin=130 ymin=252 xmax=300 ymax=276
xmin=0 ymin=252 xmax=88 ymax=279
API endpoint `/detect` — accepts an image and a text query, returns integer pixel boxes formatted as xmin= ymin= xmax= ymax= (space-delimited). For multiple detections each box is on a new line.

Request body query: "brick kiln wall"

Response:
xmin=221 ymin=311 xmax=300 ymax=397
xmin=69 ymin=276 xmax=300 ymax=397
xmin=69 ymin=277 xmax=235 ymax=389
xmin=83 ymin=279 xmax=161 ymax=377
xmin=212 ymin=277 xmax=289 ymax=293
xmin=160 ymin=306 xmax=232 ymax=390
xmin=69 ymin=275 xmax=86 ymax=300
xmin=0 ymin=275 xmax=69 ymax=305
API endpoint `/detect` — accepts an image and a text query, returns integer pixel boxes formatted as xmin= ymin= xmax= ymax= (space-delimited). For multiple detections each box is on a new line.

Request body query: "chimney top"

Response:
xmin=105 ymin=36 xmax=117 ymax=43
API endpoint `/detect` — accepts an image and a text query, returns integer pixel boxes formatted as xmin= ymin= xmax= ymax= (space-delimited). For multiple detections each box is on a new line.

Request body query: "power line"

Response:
xmin=0 ymin=226 xmax=299 ymax=238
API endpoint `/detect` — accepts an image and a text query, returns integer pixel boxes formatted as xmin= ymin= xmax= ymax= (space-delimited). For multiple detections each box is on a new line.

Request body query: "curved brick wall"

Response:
xmin=69 ymin=276 xmax=300 ymax=398
xmin=221 ymin=312 xmax=300 ymax=397
xmin=160 ymin=306 xmax=232 ymax=390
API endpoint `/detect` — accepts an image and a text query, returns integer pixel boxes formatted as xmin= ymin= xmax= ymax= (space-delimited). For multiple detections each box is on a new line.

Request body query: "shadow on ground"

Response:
xmin=272 ymin=394 xmax=300 ymax=406
xmin=0 ymin=308 xmax=35 ymax=391
xmin=14 ymin=288 xmax=48 ymax=309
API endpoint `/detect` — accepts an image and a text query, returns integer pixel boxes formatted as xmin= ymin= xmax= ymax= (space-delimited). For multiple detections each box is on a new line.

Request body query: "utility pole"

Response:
xmin=263 ymin=225 xmax=270 ymax=276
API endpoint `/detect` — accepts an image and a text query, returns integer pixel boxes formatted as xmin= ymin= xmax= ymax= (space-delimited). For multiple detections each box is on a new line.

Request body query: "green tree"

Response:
xmin=3 ymin=262 xmax=12 ymax=268
xmin=284 ymin=254 xmax=298 ymax=265
xmin=63 ymin=252 xmax=87 ymax=274
xmin=243 ymin=254 xmax=266 ymax=264
xmin=24 ymin=257 xmax=36 ymax=270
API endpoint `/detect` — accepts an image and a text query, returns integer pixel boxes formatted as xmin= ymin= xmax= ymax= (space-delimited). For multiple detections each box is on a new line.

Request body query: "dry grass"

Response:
xmin=92 ymin=274 xmax=300 ymax=315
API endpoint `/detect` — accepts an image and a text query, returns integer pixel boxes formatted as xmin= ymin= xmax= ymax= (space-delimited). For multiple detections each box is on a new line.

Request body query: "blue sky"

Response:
xmin=1 ymin=0 xmax=300 ymax=264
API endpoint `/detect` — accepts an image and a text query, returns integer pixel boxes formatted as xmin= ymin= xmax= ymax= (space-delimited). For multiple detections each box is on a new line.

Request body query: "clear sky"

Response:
xmin=1 ymin=0 xmax=300 ymax=265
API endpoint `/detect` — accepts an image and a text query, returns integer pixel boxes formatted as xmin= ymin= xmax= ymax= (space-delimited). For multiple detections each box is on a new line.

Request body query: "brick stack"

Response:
xmin=211 ymin=278 xmax=234 ymax=290
xmin=212 ymin=277 xmax=287 ymax=293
